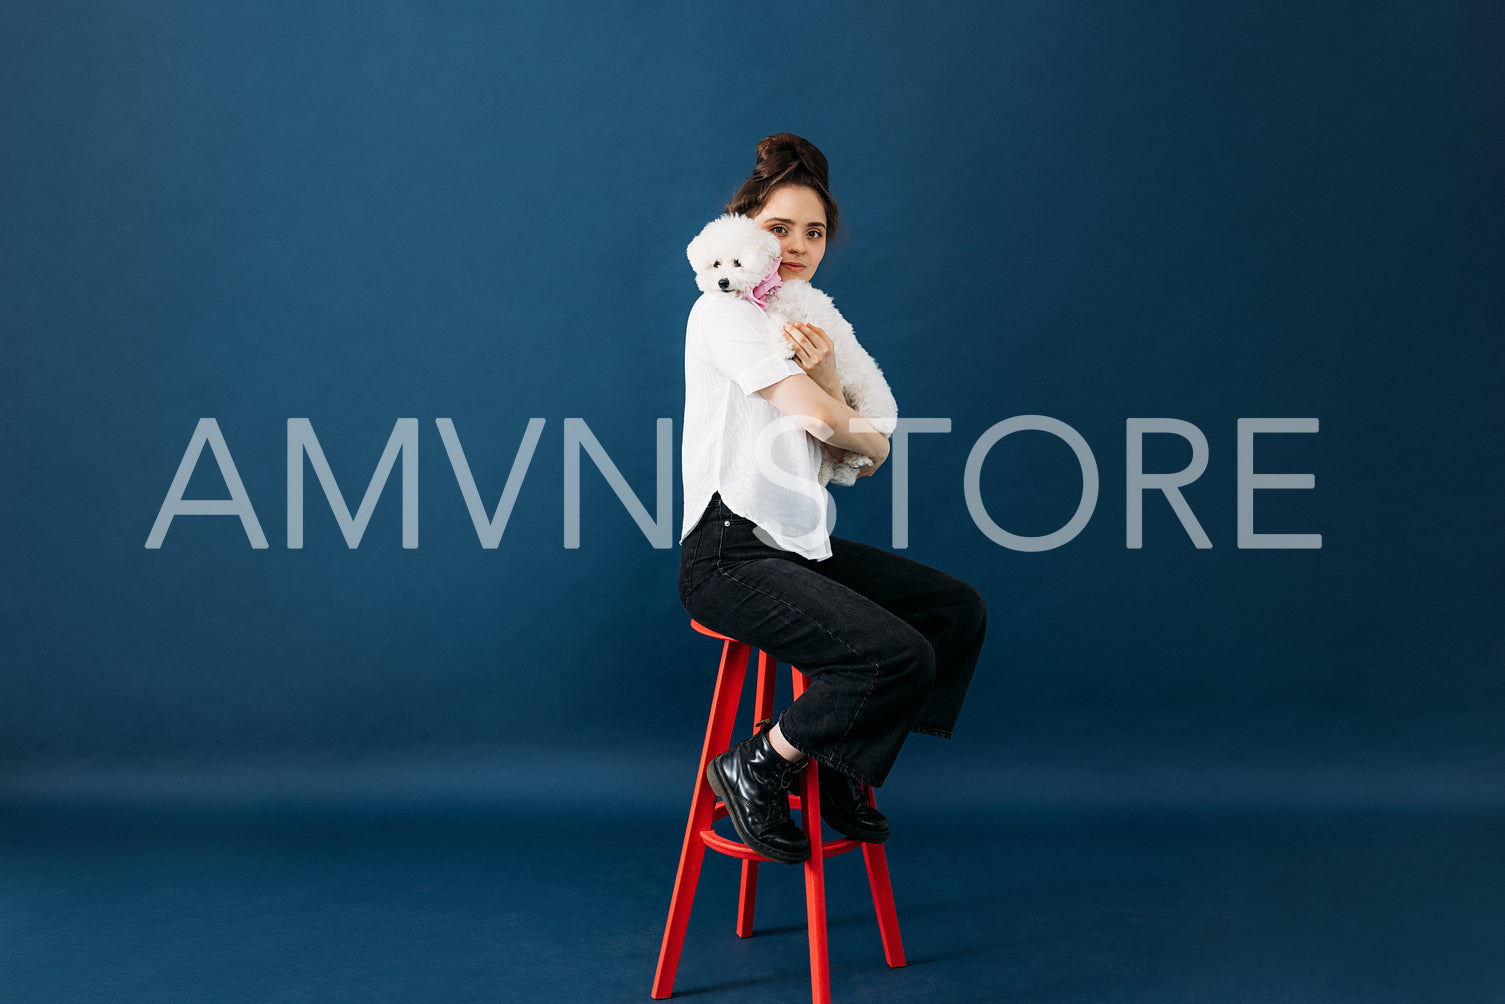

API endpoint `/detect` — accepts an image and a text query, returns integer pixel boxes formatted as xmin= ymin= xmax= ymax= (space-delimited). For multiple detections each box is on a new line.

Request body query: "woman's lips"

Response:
xmin=782 ymin=262 xmax=805 ymax=271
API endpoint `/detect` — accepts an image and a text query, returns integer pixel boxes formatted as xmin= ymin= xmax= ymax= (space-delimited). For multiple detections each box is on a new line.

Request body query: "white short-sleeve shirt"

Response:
xmin=680 ymin=292 xmax=832 ymax=561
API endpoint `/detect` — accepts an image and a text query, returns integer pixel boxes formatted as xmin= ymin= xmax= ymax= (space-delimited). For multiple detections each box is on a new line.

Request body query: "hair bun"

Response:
xmin=753 ymin=132 xmax=831 ymax=189
xmin=725 ymin=132 xmax=840 ymax=241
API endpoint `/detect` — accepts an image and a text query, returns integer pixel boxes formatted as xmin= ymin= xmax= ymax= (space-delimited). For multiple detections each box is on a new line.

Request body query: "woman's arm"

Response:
xmin=757 ymin=373 xmax=890 ymax=466
xmin=780 ymin=320 xmax=879 ymax=475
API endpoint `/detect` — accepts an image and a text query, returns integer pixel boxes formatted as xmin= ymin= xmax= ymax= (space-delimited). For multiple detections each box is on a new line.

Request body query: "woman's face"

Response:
xmin=752 ymin=186 xmax=828 ymax=284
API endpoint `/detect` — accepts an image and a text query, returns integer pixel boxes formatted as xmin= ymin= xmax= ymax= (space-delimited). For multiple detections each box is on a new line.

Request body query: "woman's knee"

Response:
xmin=875 ymin=625 xmax=935 ymax=692
xmin=966 ymin=583 xmax=987 ymax=635
xmin=913 ymin=638 xmax=938 ymax=690
xmin=948 ymin=580 xmax=987 ymax=640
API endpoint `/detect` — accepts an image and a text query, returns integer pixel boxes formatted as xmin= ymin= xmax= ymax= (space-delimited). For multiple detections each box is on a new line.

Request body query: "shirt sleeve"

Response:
xmin=698 ymin=297 xmax=804 ymax=397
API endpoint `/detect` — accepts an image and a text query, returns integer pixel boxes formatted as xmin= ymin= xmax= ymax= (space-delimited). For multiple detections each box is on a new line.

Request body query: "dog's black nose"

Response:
xmin=717 ymin=278 xmax=730 ymax=290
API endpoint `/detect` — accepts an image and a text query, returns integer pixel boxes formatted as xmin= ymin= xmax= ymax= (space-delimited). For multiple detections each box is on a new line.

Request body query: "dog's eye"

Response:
xmin=732 ymin=260 xmax=741 ymax=268
xmin=712 ymin=261 xmax=720 ymax=268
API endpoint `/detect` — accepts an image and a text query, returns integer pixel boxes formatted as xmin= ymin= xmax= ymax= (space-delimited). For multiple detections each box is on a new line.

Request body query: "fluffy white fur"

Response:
xmin=685 ymin=213 xmax=783 ymax=299
xmin=686 ymin=214 xmax=899 ymax=486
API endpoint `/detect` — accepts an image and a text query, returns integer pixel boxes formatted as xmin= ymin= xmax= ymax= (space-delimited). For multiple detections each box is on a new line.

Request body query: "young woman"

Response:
xmin=678 ymin=133 xmax=987 ymax=864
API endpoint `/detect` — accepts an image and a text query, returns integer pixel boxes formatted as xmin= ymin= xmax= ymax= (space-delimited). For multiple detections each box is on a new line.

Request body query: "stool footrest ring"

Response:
xmin=704 ymin=800 xmax=860 ymax=861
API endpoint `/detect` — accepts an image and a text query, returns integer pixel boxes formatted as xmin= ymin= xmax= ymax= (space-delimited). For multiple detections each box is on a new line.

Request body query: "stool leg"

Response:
xmin=652 ymin=639 xmax=752 ymax=999
xmin=736 ymin=860 xmax=759 ymax=940
xmin=792 ymin=669 xmax=832 ymax=1004
xmin=862 ymin=836 xmax=907 ymax=967
xmin=736 ymin=650 xmax=780 ymax=939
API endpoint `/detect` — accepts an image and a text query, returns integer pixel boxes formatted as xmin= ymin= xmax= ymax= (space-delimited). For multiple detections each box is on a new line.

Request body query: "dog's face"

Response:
xmin=685 ymin=214 xmax=782 ymax=298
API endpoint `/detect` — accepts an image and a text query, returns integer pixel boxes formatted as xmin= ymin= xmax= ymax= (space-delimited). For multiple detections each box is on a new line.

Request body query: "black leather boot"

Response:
xmin=817 ymin=762 xmax=889 ymax=843
xmin=706 ymin=729 xmax=810 ymax=864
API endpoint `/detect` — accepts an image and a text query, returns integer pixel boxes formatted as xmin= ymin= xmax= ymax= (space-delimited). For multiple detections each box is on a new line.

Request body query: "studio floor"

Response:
xmin=3 ymin=754 xmax=1503 ymax=1003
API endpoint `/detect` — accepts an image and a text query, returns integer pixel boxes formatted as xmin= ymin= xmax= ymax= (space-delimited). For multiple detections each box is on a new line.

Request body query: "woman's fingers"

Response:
xmin=783 ymin=323 xmax=808 ymax=363
xmin=784 ymin=322 xmax=829 ymax=367
xmin=791 ymin=322 xmax=830 ymax=349
xmin=784 ymin=328 xmax=810 ymax=363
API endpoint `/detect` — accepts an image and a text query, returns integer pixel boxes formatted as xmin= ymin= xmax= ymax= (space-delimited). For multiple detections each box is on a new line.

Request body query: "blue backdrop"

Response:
xmin=3 ymin=0 xmax=1503 ymax=862
xmin=4 ymin=3 xmax=1504 ymax=1000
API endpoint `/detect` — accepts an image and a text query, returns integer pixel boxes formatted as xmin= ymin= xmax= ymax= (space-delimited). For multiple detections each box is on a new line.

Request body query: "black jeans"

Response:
xmin=678 ymin=492 xmax=987 ymax=787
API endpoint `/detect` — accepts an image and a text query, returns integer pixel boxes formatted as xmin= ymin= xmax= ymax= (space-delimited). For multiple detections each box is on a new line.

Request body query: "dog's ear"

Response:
xmin=687 ymin=215 xmax=735 ymax=270
xmin=686 ymin=230 xmax=710 ymax=271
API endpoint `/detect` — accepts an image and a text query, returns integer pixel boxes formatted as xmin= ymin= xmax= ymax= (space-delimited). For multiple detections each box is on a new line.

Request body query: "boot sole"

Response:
xmin=823 ymin=816 xmax=890 ymax=844
xmin=705 ymin=758 xmax=810 ymax=865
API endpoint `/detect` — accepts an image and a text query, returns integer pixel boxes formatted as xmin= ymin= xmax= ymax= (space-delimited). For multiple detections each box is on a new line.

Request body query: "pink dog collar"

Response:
xmin=742 ymin=258 xmax=784 ymax=311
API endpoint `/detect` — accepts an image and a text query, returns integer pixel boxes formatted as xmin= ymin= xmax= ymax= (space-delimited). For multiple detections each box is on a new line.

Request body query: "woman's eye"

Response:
xmin=769 ymin=225 xmax=786 ymax=235
xmin=807 ymin=230 xmax=823 ymax=240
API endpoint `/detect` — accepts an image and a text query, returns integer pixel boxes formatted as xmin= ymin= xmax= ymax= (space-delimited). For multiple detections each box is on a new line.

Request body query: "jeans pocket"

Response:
xmin=716 ymin=498 xmax=759 ymax=531
xmin=678 ymin=529 xmax=703 ymax=603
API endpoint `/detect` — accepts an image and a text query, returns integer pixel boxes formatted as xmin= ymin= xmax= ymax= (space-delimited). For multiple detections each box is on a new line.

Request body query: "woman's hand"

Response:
xmin=783 ymin=322 xmax=841 ymax=401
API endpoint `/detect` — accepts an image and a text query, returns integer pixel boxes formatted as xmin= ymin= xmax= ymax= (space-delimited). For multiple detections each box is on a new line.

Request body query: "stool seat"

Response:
xmin=688 ymin=617 xmax=731 ymax=641
xmin=652 ymin=619 xmax=905 ymax=1003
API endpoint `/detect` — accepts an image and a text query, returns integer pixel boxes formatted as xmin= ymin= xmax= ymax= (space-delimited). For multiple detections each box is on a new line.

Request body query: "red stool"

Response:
xmin=651 ymin=618 xmax=905 ymax=1003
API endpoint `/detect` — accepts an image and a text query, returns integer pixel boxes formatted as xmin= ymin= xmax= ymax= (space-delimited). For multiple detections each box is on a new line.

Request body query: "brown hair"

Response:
xmin=725 ymin=133 xmax=840 ymax=241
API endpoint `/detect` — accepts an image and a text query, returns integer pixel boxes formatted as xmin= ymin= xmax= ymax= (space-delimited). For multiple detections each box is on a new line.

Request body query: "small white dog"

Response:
xmin=686 ymin=214 xmax=899 ymax=485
